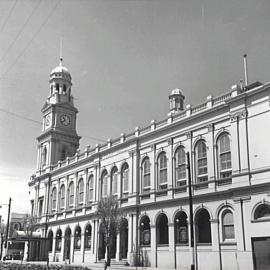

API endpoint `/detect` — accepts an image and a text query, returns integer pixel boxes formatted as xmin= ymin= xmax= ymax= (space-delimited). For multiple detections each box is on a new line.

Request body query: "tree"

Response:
xmin=22 ymin=214 xmax=37 ymax=261
xmin=96 ymin=196 xmax=124 ymax=268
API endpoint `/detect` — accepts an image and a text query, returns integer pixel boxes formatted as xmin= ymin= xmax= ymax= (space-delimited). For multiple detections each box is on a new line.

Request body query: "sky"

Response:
xmin=1 ymin=0 xmax=270 ymax=215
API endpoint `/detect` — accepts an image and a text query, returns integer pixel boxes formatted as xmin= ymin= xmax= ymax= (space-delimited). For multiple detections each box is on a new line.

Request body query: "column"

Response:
xmin=71 ymin=234 xmax=75 ymax=263
xmin=127 ymin=214 xmax=133 ymax=263
xmin=74 ymin=172 xmax=78 ymax=211
xmin=81 ymin=231 xmax=85 ymax=263
xmin=51 ymin=236 xmax=56 ymax=262
xmin=207 ymin=124 xmax=215 ymax=189
xmin=149 ymin=144 xmax=156 ymax=199
xmin=115 ymin=232 xmax=120 ymax=261
xmin=94 ymin=219 xmax=100 ymax=262
xmin=150 ymin=224 xmax=156 ymax=267
xmin=60 ymin=234 xmax=65 ymax=262
xmin=167 ymin=139 xmax=173 ymax=198
xmin=168 ymin=222 xmax=175 ymax=252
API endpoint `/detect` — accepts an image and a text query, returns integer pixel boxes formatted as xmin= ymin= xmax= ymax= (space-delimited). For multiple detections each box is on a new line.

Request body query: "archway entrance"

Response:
xmin=120 ymin=218 xmax=128 ymax=259
xmin=98 ymin=225 xmax=117 ymax=260
xmin=64 ymin=227 xmax=71 ymax=261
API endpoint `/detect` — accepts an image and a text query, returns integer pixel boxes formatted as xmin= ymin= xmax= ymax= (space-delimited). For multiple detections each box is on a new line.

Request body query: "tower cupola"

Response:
xmin=48 ymin=58 xmax=73 ymax=105
xmin=169 ymin=88 xmax=185 ymax=113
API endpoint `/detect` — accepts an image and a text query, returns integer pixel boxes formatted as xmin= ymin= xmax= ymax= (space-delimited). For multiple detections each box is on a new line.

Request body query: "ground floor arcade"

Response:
xmin=45 ymin=195 xmax=270 ymax=270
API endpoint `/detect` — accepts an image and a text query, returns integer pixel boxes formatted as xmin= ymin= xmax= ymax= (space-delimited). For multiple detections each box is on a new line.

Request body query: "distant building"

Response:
xmin=29 ymin=59 xmax=270 ymax=270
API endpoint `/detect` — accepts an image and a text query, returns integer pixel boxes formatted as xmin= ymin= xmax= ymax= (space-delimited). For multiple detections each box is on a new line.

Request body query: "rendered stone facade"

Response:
xmin=29 ymin=61 xmax=270 ymax=270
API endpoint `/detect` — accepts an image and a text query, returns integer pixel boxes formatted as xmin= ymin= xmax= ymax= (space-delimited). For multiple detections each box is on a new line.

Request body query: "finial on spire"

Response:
xmin=59 ymin=38 xmax=63 ymax=66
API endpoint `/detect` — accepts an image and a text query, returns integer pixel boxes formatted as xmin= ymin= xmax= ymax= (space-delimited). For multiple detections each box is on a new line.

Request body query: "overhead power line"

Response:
xmin=0 ymin=107 xmax=41 ymax=125
xmin=0 ymin=0 xmax=61 ymax=79
xmin=0 ymin=107 xmax=106 ymax=143
xmin=0 ymin=0 xmax=18 ymax=32
xmin=0 ymin=0 xmax=42 ymax=63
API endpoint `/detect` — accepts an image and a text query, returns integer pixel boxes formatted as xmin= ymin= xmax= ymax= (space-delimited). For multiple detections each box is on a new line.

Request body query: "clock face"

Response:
xmin=45 ymin=115 xmax=51 ymax=127
xmin=60 ymin=114 xmax=71 ymax=126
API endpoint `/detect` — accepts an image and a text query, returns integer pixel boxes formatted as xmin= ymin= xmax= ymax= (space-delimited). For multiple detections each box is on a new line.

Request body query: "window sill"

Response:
xmin=220 ymin=241 xmax=237 ymax=246
xmin=140 ymin=193 xmax=151 ymax=199
xmin=251 ymin=217 xmax=270 ymax=223
xmin=196 ymin=243 xmax=212 ymax=246
xmin=217 ymin=178 xmax=232 ymax=186
xmin=156 ymin=190 xmax=168 ymax=196
xmin=175 ymin=243 xmax=189 ymax=246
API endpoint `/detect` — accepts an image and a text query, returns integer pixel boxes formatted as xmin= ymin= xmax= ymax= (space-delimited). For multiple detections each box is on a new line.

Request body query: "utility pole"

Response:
xmin=187 ymin=152 xmax=195 ymax=270
xmin=4 ymin=198 xmax=11 ymax=249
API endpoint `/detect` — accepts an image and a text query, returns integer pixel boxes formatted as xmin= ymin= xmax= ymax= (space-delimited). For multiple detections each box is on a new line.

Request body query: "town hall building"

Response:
xmin=29 ymin=58 xmax=270 ymax=270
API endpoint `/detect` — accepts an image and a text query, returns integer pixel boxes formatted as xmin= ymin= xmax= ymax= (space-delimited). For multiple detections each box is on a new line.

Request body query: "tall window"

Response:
xmin=77 ymin=178 xmax=84 ymax=204
xmin=88 ymin=175 xmax=94 ymax=202
xmin=101 ymin=170 xmax=108 ymax=198
xmin=222 ymin=210 xmax=235 ymax=240
xmin=217 ymin=133 xmax=232 ymax=179
xmin=60 ymin=184 xmax=65 ymax=209
xmin=157 ymin=152 xmax=167 ymax=190
xmin=74 ymin=226 xmax=81 ymax=250
xmin=140 ymin=216 xmax=151 ymax=246
xmin=121 ymin=163 xmax=129 ymax=197
xmin=68 ymin=182 xmax=74 ymax=207
xmin=111 ymin=167 xmax=118 ymax=195
xmin=60 ymin=148 xmax=67 ymax=161
xmin=175 ymin=211 xmax=188 ymax=244
xmin=85 ymin=224 xmax=92 ymax=249
xmin=156 ymin=213 xmax=169 ymax=245
xmin=42 ymin=147 xmax=47 ymax=167
xmin=195 ymin=141 xmax=208 ymax=182
xmin=195 ymin=209 xmax=212 ymax=244
xmin=175 ymin=147 xmax=186 ymax=187
xmin=142 ymin=157 xmax=151 ymax=193
xmin=51 ymin=187 xmax=57 ymax=211
xmin=55 ymin=229 xmax=62 ymax=251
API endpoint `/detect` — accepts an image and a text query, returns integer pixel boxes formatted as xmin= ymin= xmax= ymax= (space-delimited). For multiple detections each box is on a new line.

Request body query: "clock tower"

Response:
xmin=36 ymin=58 xmax=81 ymax=172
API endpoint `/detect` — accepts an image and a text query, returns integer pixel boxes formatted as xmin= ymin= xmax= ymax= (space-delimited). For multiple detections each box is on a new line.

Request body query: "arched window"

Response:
xmin=121 ymin=163 xmax=129 ymax=197
xmin=111 ymin=167 xmax=118 ymax=195
xmin=48 ymin=230 xmax=53 ymax=252
xmin=222 ymin=210 xmax=235 ymax=240
xmin=88 ymin=175 xmax=94 ymax=202
xmin=175 ymin=146 xmax=186 ymax=187
xmin=140 ymin=216 xmax=151 ymax=246
xmin=84 ymin=224 xmax=92 ymax=249
xmin=195 ymin=209 xmax=211 ymax=244
xmin=77 ymin=178 xmax=84 ymax=204
xmin=217 ymin=133 xmax=232 ymax=179
xmin=101 ymin=170 xmax=108 ymax=198
xmin=42 ymin=147 xmax=47 ymax=167
xmin=63 ymin=84 xmax=67 ymax=94
xmin=195 ymin=141 xmax=208 ymax=183
xmin=254 ymin=203 xmax=270 ymax=219
xmin=74 ymin=226 xmax=81 ymax=250
xmin=59 ymin=184 xmax=65 ymax=209
xmin=56 ymin=83 xmax=59 ymax=91
xmin=51 ymin=187 xmax=57 ymax=211
xmin=157 ymin=152 xmax=167 ymax=190
xmin=156 ymin=213 xmax=169 ymax=245
xmin=68 ymin=182 xmax=74 ymax=207
xmin=142 ymin=157 xmax=151 ymax=193
xmin=175 ymin=211 xmax=188 ymax=244
xmin=55 ymin=229 xmax=62 ymax=251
